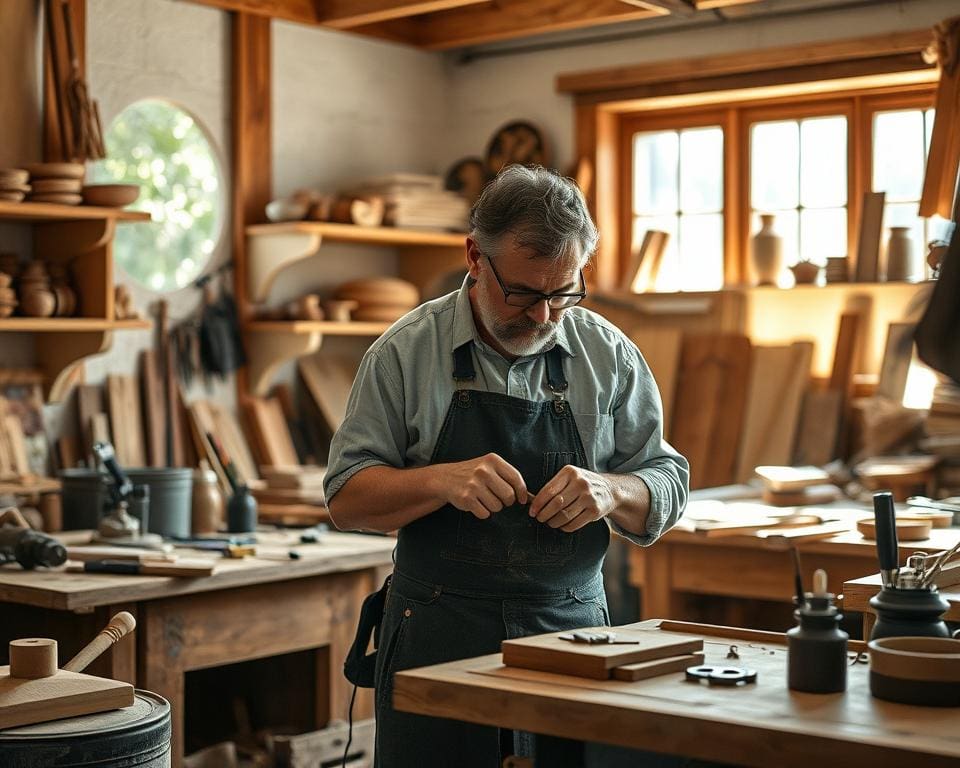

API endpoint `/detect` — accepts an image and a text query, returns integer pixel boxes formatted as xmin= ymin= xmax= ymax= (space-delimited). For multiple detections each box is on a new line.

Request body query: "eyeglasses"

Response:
xmin=484 ymin=255 xmax=586 ymax=309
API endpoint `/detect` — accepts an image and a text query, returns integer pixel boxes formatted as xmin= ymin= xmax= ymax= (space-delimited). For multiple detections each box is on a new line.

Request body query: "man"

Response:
xmin=326 ymin=165 xmax=689 ymax=767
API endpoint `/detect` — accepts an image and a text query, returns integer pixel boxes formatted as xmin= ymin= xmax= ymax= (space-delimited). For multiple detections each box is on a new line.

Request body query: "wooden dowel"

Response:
xmin=62 ymin=611 xmax=136 ymax=673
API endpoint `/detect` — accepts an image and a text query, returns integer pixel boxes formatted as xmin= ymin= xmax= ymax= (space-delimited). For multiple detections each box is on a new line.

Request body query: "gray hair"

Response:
xmin=469 ymin=165 xmax=598 ymax=264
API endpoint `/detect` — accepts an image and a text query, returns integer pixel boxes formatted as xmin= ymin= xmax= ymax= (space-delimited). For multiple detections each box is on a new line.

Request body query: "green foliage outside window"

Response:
xmin=89 ymin=99 xmax=223 ymax=292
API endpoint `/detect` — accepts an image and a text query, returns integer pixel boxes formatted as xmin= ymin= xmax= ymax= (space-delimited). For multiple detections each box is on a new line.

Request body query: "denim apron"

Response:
xmin=373 ymin=341 xmax=610 ymax=767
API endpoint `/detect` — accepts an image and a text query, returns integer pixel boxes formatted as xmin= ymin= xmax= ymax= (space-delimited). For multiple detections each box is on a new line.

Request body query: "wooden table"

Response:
xmin=628 ymin=501 xmax=960 ymax=630
xmin=843 ymin=573 xmax=960 ymax=637
xmin=394 ymin=619 xmax=960 ymax=768
xmin=0 ymin=530 xmax=394 ymax=767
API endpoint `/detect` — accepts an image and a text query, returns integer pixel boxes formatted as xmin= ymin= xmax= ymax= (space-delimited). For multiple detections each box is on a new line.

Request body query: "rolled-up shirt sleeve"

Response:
xmin=323 ymin=350 xmax=407 ymax=502
xmin=607 ymin=344 xmax=689 ymax=547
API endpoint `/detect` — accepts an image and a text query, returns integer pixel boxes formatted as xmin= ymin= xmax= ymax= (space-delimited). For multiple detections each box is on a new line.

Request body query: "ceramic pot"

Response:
xmin=20 ymin=289 xmax=56 ymax=317
xmin=752 ymin=214 xmax=784 ymax=286
xmin=790 ymin=260 xmax=820 ymax=285
xmin=885 ymin=226 xmax=914 ymax=281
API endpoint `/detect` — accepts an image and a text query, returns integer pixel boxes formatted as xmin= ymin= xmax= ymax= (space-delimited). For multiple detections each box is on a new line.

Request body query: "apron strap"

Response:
xmin=452 ymin=342 xmax=476 ymax=385
xmin=545 ymin=345 xmax=568 ymax=402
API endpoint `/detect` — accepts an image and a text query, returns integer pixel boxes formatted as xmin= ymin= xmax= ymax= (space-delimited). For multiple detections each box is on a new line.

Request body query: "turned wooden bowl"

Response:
xmin=869 ymin=636 xmax=960 ymax=706
xmin=81 ymin=184 xmax=140 ymax=208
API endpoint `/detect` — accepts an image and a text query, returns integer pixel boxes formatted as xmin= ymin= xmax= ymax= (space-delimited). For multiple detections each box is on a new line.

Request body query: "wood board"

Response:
xmin=245 ymin=397 xmax=299 ymax=468
xmin=66 ymin=558 xmax=216 ymax=577
xmin=793 ymin=388 xmax=843 ymax=466
xmin=612 ymin=651 xmax=704 ymax=682
xmin=261 ymin=465 xmax=326 ymax=490
xmin=0 ymin=374 xmax=48 ymax=476
xmin=877 ymin=322 xmax=916 ymax=403
xmin=735 ymin=342 xmax=812 ymax=482
xmin=140 ymin=349 xmax=166 ymax=468
xmin=0 ymin=666 xmax=134 ymax=730
xmin=2 ymin=413 xmax=31 ymax=477
xmin=298 ymin=356 xmax=355 ymax=433
xmin=622 ymin=229 xmax=669 ymax=293
xmin=76 ymin=383 xmax=106 ymax=464
xmin=501 ymin=628 xmax=703 ymax=680
xmin=106 ymin=375 xmax=145 ymax=468
xmin=628 ymin=327 xmax=682 ymax=439
xmin=670 ymin=334 xmax=751 ymax=489
xmin=854 ymin=190 xmax=885 ymax=282
xmin=210 ymin=401 xmax=258 ymax=484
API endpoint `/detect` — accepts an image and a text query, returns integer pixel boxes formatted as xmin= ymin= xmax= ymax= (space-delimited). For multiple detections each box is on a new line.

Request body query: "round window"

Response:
xmin=88 ymin=99 xmax=224 ymax=292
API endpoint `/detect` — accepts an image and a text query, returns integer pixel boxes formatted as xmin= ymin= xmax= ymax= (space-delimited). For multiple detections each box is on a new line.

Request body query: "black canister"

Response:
xmin=787 ymin=570 xmax=848 ymax=693
xmin=226 ymin=484 xmax=258 ymax=533
xmin=868 ymin=586 xmax=951 ymax=640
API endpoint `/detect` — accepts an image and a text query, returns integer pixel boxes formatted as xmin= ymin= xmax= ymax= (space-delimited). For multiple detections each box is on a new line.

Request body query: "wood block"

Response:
xmin=671 ymin=334 xmax=751 ymax=489
xmin=501 ymin=629 xmax=703 ymax=680
xmin=612 ymin=651 xmax=704 ymax=682
xmin=106 ymin=375 xmax=145 ymax=468
xmin=261 ymin=465 xmax=326 ymax=490
xmin=854 ymin=191 xmax=885 ymax=282
xmin=754 ymin=465 xmax=830 ymax=492
xmin=761 ymin=484 xmax=842 ymax=507
xmin=140 ymin=349 xmax=166 ymax=468
xmin=793 ymin=388 xmax=842 ymax=466
xmin=298 ymin=356 xmax=355 ymax=434
xmin=628 ymin=327 xmax=682 ymax=439
xmin=0 ymin=666 xmax=134 ymax=729
xmin=877 ymin=322 xmax=915 ymax=404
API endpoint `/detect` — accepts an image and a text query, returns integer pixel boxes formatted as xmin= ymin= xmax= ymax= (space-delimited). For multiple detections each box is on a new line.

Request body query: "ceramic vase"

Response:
xmin=752 ymin=214 xmax=784 ymax=286
xmin=885 ymin=226 xmax=913 ymax=282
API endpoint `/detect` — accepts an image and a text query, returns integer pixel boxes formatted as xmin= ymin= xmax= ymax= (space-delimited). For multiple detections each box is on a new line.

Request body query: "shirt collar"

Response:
xmin=451 ymin=275 xmax=576 ymax=359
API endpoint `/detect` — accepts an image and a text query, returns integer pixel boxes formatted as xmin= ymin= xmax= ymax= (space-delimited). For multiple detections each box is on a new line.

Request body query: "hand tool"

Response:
xmin=63 ymin=612 xmax=136 ymax=672
xmin=558 ymin=631 xmax=640 ymax=645
xmin=873 ymin=491 xmax=900 ymax=589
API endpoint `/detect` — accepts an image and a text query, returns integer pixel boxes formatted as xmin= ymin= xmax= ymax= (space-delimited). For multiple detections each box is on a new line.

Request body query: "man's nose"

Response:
xmin=526 ymin=299 xmax=551 ymax=324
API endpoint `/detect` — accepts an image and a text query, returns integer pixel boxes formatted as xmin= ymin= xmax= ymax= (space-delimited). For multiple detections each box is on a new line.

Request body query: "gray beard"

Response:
xmin=477 ymin=300 xmax=558 ymax=357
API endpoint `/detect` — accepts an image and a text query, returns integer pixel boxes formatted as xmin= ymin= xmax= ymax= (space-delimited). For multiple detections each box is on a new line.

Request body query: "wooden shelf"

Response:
xmin=246 ymin=320 xmax=390 ymax=336
xmin=245 ymin=222 xmax=465 ymax=303
xmin=0 ymin=318 xmax=151 ymax=332
xmin=0 ymin=201 xmax=151 ymax=223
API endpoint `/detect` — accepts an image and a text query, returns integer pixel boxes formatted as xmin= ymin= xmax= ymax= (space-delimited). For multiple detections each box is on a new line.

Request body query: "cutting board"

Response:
xmin=502 ymin=629 xmax=703 ymax=680
xmin=0 ymin=667 xmax=134 ymax=729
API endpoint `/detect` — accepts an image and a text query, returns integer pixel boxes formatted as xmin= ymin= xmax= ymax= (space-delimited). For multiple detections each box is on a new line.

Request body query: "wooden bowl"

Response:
xmin=24 ymin=162 xmax=85 ymax=180
xmin=81 ymin=184 xmax=140 ymax=208
xmin=31 ymin=178 xmax=83 ymax=194
xmin=0 ymin=191 xmax=26 ymax=203
xmin=869 ymin=636 xmax=960 ymax=706
xmin=857 ymin=517 xmax=932 ymax=542
xmin=334 ymin=277 xmax=419 ymax=307
xmin=0 ymin=169 xmax=29 ymax=187
xmin=30 ymin=193 xmax=82 ymax=205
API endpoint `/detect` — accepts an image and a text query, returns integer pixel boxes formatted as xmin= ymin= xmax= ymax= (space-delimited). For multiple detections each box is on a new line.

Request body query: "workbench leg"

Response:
xmin=535 ymin=736 xmax=585 ymax=768
xmin=328 ymin=569 xmax=376 ymax=722
xmin=139 ymin=605 xmax=186 ymax=768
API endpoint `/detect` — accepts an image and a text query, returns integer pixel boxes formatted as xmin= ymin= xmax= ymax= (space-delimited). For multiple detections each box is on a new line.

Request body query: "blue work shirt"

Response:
xmin=324 ymin=278 xmax=689 ymax=546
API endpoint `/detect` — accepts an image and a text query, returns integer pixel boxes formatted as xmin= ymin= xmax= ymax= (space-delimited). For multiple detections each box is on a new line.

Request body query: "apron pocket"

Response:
xmin=375 ymin=603 xmax=409 ymax=712
xmin=537 ymin=451 xmax=579 ymax=559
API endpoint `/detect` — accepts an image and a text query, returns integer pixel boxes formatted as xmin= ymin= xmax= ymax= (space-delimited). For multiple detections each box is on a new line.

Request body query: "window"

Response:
xmin=89 ymin=99 xmax=224 ymax=293
xmin=618 ymin=84 xmax=938 ymax=291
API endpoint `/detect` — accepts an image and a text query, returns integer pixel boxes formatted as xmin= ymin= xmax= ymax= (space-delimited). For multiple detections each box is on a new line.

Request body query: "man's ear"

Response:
xmin=465 ymin=237 xmax=483 ymax=279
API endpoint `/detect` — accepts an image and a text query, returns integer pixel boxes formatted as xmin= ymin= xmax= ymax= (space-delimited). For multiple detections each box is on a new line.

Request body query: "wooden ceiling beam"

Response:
xmin=316 ymin=0 xmax=490 ymax=29
xmin=619 ymin=0 xmax=695 ymax=18
xmin=351 ymin=0 xmax=662 ymax=50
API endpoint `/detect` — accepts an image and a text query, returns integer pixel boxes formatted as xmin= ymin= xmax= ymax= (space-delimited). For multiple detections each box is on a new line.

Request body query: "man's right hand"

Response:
xmin=443 ymin=453 xmax=528 ymax=520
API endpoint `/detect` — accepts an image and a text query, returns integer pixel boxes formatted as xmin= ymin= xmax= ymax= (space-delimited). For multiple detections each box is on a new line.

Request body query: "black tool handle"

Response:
xmin=873 ymin=491 xmax=899 ymax=572
xmin=84 ymin=560 xmax=140 ymax=575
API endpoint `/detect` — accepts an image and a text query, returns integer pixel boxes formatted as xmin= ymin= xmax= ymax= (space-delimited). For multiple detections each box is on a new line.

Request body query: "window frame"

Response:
xmin=616 ymin=82 xmax=936 ymax=290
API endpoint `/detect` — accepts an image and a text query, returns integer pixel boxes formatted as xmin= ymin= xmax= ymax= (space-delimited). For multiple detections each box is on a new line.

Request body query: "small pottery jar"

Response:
xmin=751 ymin=214 xmax=784 ymax=286
xmin=322 ymin=299 xmax=359 ymax=322
xmin=20 ymin=288 xmax=56 ymax=317
xmin=227 ymin=484 xmax=258 ymax=534
xmin=885 ymin=226 xmax=914 ymax=281
xmin=790 ymin=260 xmax=820 ymax=285
xmin=191 ymin=465 xmax=224 ymax=535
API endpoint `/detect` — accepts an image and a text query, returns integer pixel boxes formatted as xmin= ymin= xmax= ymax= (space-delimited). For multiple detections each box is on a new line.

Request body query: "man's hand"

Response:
xmin=444 ymin=453 xmax=528 ymax=520
xmin=529 ymin=466 xmax=616 ymax=532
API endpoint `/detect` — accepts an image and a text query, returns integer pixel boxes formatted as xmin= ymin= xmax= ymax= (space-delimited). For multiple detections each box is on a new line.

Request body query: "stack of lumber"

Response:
xmin=347 ymin=174 xmax=469 ymax=231
xmin=925 ymin=382 xmax=960 ymax=459
xmin=678 ymin=499 xmax=848 ymax=542
xmin=755 ymin=465 xmax=842 ymax=507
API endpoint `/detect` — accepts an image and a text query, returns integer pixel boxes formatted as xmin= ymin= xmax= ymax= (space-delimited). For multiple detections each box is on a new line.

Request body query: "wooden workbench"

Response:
xmin=628 ymin=501 xmax=960 ymax=630
xmin=843 ymin=573 xmax=960 ymax=637
xmin=394 ymin=619 xmax=960 ymax=768
xmin=0 ymin=530 xmax=394 ymax=767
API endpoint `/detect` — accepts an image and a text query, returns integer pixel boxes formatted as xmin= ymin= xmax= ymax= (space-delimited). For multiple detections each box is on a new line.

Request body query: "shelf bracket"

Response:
xmin=36 ymin=330 xmax=112 ymax=403
xmin=246 ymin=328 xmax=323 ymax=396
xmin=247 ymin=230 xmax=323 ymax=303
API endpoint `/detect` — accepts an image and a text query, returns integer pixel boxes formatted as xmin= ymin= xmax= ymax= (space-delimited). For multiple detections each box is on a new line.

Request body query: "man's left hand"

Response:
xmin=529 ymin=466 xmax=615 ymax=532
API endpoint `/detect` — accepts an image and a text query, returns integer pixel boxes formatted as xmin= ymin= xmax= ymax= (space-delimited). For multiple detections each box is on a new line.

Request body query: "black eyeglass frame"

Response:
xmin=483 ymin=254 xmax=587 ymax=309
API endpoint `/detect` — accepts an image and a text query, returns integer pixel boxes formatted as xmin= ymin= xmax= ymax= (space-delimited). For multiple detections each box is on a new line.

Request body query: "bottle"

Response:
xmin=787 ymin=569 xmax=848 ymax=693
xmin=192 ymin=464 xmax=224 ymax=535
xmin=226 ymin=484 xmax=257 ymax=534
xmin=751 ymin=213 xmax=784 ymax=286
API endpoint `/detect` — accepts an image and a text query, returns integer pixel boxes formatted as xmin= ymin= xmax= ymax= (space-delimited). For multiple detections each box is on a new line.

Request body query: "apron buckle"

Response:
xmin=549 ymin=383 xmax=568 ymax=413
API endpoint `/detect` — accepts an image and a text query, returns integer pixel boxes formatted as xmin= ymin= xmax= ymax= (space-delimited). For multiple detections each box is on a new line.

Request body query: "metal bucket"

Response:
xmin=124 ymin=469 xmax=193 ymax=538
xmin=59 ymin=469 xmax=107 ymax=531
xmin=0 ymin=690 xmax=171 ymax=766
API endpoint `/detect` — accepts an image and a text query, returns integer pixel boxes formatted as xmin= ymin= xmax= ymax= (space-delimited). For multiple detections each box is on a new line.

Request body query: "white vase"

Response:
xmin=752 ymin=214 xmax=784 ymax=286
xmin=885 ymin=226 xmax=914 ymax=281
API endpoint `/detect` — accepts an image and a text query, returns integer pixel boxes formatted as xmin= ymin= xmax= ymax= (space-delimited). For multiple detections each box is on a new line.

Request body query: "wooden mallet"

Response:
xmin=62 ymin=612 xmax=137 ymax=673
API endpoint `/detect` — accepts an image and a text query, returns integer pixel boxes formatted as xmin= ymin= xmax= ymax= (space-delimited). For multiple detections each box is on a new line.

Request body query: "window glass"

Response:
xmin=631 ymin=126 xmax=724 ymax=291
xmin=89 ymin=99 xmax=224 ymax=292
xmin=750 ymin=115 xmax=847 ymax=266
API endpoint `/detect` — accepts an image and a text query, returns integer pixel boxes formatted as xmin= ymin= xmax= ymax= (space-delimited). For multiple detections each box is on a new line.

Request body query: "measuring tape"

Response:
xmin=685 ymin=665 xmax=758 ymax=686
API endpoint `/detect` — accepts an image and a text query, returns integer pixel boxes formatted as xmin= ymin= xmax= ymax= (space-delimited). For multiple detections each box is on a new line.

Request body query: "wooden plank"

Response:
xmin=735 ymin=342 xmax=812 ymax=482
xmin=140 ymin=349 xmax=166 ymax=468
xmin=318 ymin=0 xmax=490 ymax=28
xmin=355 ymin=0 xmax=659 ymax=51
xmin=298 ymin=356 xmax=356 ymax=434
xmin=612 ymin=651 xmax=704 ymax=682
xmin=76 ymin=384 xmax=105 ymax=464
xmin=919 ymin=42 xmax=960 ymax=218
xmin=622 ymin=229 xmax=669 ymax=292
xmin=854 ymin=191 xmax=885 ymax=283
xmin=106 ymin=375 xmax=145 ymax=468
xmin=793 ymin=388 xmax=842 ymax=466
xmin=627 ymin=327 xmax=682 ymax=439
xmin=89 ymin=412 xmax=111 ymax=450
xmin=556 ymin=29 xmax=932 ymax=94
xmin=247 ymin=397 xmax=299 ymax=467
xmin=876 ymin=322 xmax=915 ymax=403
xmin=829 ymin=312 xmax=863 ymax=400
xmin=2 ymin=415 xmax=31 ymax=476
xmin=670 ymin=334 xmax=751 ymax=489
xmin=210 ymin=402 xmax=258 ymax=484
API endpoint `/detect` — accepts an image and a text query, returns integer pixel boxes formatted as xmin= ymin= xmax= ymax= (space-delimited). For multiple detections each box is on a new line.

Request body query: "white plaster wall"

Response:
xmin=441 ymin=0 xmax=960 ymax=173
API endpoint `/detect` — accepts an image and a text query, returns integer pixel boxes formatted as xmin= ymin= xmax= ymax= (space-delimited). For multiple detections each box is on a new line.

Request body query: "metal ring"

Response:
xmin=557 ymin=494 xmax=564 ymax=507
